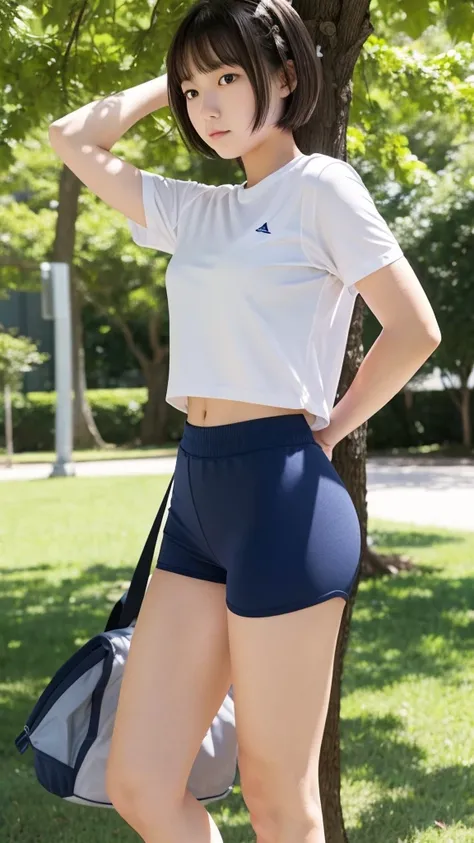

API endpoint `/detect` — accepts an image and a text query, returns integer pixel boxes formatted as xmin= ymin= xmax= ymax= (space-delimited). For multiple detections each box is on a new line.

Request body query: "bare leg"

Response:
xmin=106 ymin=569 xmax=231 ymax=843
xmin=228 ymin=597 xmax=346 ymax=843
xmin=143 ymin=791 xmax=224 ymax=843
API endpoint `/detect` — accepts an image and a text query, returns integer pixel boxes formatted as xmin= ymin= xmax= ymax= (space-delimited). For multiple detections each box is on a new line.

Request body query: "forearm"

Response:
xmin=321 ymin=329 xmax=440 ymax=447
xmin=49 ymin=74 xmax=168 ymax=150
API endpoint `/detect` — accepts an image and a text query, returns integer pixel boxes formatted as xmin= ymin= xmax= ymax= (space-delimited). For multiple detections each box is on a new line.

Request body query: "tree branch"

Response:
xmin=114 ymin=316 xmax=150 ymax=373
xmin=148 ymin=310 xmax=161 ymax=359
xmin=440 ymin=368 xmax=461 ymax=411
xmin=61 ymin=0 xmax=90 ymax=105
xmin=0 ymin=257 xmax=38 ymax=270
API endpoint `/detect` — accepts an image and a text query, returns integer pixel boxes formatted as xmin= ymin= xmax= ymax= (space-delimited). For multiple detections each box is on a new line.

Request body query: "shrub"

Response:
xmin=0 ymin=387 xmax=471 ymax=453
xmin=0 ymin=389 xmax=148 ymax=451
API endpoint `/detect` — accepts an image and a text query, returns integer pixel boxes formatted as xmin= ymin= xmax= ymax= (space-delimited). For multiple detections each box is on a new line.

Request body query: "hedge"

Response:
xmin=0 ymin=389 xmax=148 ymax=451
xmin=0 ymin=387 xmax=471 ymax=452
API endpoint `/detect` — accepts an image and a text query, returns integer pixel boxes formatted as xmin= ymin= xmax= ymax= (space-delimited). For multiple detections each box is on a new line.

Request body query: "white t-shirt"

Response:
xmin=126 ymin=152 xmax=404 ymax=432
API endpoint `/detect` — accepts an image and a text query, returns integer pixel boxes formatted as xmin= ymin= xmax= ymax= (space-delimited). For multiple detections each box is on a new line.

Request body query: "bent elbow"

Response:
xmin=48 ymin=121 xmax=65 ymax=149
xmin=426 ymin=326 xmax=442 ymax=348
xmin=48 ymin=117 xmax=76 ymax=144
xmin=409 ymin=319 xmax=442 ymax=350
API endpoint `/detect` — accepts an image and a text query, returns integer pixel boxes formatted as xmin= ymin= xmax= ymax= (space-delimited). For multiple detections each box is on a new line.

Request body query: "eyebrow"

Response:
xmin=181 ymin=64 xmax=236 ymax=85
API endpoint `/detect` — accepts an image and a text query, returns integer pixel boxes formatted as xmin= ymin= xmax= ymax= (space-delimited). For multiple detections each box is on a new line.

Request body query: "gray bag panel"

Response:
xmin=30 ymin=661 xmax=104 ymax=766
xmin=187 ymin=694 xmax=237 ymax=801
xmin=28 ymin=631 xmax=130 ymax=768
xmin=74 ymin=670 xmax=237 ymax=804
xmin=27 ymin=625 xmax=237 ymax=806
xmin=64 ymin=630 xmax=237 ymax=805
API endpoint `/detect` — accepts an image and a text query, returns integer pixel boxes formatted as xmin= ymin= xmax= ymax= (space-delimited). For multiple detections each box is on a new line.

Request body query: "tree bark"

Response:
xmin=141 ymin=360 xmax=169 ymax=445
xmin=52 ymin=165 xmax=105 ymax=448
xmin=114 ymin=313 xmax=170 ymax=445
xmin=70 ymin=273 xmax=106 ymax=448
xmin=460 ymin=385 xmax=472 ymax=450
xmin=440 ymin=368 xmax=473 ymax=451
xmin=292 ymin=3 xmax=406 ymax=841
xmin=4 ymin=384 xmax=13 ymax=468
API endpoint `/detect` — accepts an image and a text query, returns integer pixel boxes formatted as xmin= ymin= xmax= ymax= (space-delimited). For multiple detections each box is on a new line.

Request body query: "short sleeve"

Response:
xmin=302 ymin=159 xmax=404 ymax=297
xmin=126 ymin=170 xmax=214 ymax=255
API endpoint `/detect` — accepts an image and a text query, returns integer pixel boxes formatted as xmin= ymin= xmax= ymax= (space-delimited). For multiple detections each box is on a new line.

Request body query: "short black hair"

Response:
xmin=166 ymin=0 xmax=323 ymax=159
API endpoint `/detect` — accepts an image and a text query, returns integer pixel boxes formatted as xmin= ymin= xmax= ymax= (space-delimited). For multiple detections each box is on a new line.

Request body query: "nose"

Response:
xmin=199 ymin=91 xmax=221 ymax=121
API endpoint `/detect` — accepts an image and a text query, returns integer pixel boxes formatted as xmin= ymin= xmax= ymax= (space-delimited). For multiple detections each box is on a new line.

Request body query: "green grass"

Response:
xmin=0 ymin=445 xmax=179 ymax=464
xmin=1 ymin=441 xmax=473 ymax=465
xmin=0 ymin=477 xmax=473 ymax=842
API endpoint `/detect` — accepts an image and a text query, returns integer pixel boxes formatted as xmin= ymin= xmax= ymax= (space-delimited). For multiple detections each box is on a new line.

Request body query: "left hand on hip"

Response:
xmin=312 ymin=432 xmax=335 ymax=462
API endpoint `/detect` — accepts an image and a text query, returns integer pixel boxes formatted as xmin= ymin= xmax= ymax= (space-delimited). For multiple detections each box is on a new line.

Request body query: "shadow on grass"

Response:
xmin=1 ymin=560 xmax=254 ymax=841
xmin=0 ymin=562 xmax=135 ymax=743
xmin=369 ymin=525 xmax=464 ymax=550
xmin=343 ymin=569 xmax=474 ymax=694
xmin=341 ymin=713 xmax=474 ymax=839
xmin=2 ymin=522 xmax=473 ymax=842
xmin=344 ymin=522 xmax=474 ymax=694
xmin=4 ymin=566 xmax=472 ymax=711
xmin=2 ymin=523 xmax=473 ymax=714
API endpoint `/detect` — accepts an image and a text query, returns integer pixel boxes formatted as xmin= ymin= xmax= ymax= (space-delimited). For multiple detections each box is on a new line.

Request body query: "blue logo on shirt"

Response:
xmin=256 ymin=222 xmax=271 ymax=234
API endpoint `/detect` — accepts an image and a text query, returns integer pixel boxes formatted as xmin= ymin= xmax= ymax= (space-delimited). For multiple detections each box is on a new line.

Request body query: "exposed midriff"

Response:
xmin=187 ymin=396 xmax=314 ymax=428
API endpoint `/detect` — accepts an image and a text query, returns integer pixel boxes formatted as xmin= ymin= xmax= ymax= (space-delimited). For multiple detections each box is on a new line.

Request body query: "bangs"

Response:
xmin=172 ymin=17 xmax=249 ymax=85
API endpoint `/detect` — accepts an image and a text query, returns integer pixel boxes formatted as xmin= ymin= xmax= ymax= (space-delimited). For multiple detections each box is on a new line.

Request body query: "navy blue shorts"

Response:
xmin=156 ymin=413 xmax=361 ymax=618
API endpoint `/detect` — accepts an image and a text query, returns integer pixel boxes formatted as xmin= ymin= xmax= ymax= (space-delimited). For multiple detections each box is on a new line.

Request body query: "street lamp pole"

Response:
xmin=41 ymin=261 xmax=75 ymax=478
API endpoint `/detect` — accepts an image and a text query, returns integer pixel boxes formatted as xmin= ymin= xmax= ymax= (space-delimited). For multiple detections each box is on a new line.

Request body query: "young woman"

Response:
xmin=49 ymin=0 xmax=441 ymax=840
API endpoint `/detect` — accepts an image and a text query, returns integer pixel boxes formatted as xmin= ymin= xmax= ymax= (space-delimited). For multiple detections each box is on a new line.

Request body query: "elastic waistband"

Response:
xmin=179 ymin=413 xmax=315 ymax=458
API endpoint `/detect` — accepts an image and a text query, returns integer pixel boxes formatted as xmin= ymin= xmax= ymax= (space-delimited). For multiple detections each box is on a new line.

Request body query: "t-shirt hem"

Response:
xmin=166 ymin=391 xmax=329 ymax=431
xmin=344 ymin=246 xmax=404 ymax=294
xmin=125 ymin=170 xmax=175 ymax=253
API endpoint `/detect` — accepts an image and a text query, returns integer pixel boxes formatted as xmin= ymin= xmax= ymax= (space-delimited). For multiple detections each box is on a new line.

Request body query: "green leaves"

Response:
xmin=376 ymin=0 xmax=474 ymax=40
xmin=0 ymin=329 xmax=49 ymax=391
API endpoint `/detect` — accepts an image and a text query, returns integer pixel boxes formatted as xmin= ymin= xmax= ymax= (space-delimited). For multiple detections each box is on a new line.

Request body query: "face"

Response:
xmin=180 ymin=56 xmax=295 ymax=159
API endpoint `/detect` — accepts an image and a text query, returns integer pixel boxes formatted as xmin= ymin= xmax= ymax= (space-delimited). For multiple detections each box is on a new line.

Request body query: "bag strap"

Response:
xmin=105 ymin=473 xmax=174 ymax=631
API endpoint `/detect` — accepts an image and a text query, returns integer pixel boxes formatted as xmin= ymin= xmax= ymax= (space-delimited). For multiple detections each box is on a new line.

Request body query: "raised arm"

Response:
xmin=48 ymin=75 xmax=169 ymax=226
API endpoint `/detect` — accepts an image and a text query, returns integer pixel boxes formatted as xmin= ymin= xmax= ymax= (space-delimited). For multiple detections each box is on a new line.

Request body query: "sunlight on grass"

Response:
xmin=0 ymin=445 xmax=178 ymax=464
xmin=1 ymin=482 xmax=473 ymax=842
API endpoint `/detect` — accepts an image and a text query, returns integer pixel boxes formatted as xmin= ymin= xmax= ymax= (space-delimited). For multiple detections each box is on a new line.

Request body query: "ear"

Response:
xmin=279 ymin=59 xmax=297 ymax=97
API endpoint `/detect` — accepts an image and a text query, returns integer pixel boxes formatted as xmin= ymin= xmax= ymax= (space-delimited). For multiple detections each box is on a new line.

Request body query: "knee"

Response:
xmin=240 ymin=754 xmax=324 ymax=841
xmin=245 ymin=783 xmax=323 ymax=843
xmin=254 ymin=805 xmax=324 ymax=843
xmin=276 ymin=802 xmax=325 ymax=842
xmin=106 ymin=759 xmax=181 ymax=831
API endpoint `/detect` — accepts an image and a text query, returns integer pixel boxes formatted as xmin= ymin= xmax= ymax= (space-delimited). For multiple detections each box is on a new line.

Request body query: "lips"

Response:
xmin=209 ymin=130 xmax=229 ymax=138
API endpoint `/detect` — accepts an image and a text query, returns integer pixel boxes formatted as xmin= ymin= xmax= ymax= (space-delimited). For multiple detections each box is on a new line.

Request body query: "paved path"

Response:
xmin=366 ymin=460 xmax=474 ymax=532
xmin=1 ymin=456 xmax=473 ymax=533
xmin=0 ymin=457 xmax=178 ymax=481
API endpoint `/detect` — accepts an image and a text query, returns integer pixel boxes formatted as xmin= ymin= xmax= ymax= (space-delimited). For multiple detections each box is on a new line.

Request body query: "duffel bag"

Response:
xmin=14 ymin=474 xmax=237 ymax=808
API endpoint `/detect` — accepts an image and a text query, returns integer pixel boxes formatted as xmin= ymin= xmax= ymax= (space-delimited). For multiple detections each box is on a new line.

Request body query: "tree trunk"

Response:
xmin=141 ymin=360 xmax=169 ymax=445
xmin=114 ymin=312 xmax=169 ymax=446
xmin=317 ymin=292 xmax=368 ymax=843
xmin=460 ymin=385 xmax=472 ymax=449
xmin=52 ymin=165 xmax=105 ymax=449
xmin=70 ymin=274 xmax=106 ymax=448
xmin=293 ymin=2 xmax=409 ymax=841
xmin=4 ymin=384 xmax=13 ymax=468
xmin=440 ymin=370 xmax=472 ymax=452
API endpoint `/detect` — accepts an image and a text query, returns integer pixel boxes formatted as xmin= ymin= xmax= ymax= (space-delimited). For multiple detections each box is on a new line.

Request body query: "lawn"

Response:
xmin=1 ymin=440 xmax=473 ymax=465
xmin=0 ymin=445 xmax=179 ymax=464
xmin=0 ymin=476 xmax=473 ymax=842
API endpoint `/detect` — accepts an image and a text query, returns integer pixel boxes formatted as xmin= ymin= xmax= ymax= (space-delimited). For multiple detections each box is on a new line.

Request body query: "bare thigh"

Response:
xmin=228 ymin=597 xmax=346 ymax=841
xmin=106 ymin=568 xmax=231 ymax=827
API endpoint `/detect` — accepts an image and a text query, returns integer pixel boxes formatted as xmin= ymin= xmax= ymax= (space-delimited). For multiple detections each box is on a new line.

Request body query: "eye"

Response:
xmin=183 ymin=72 xmax=238 ymax=100
xmin=219 ymin=72 xmax=237 ymax=86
